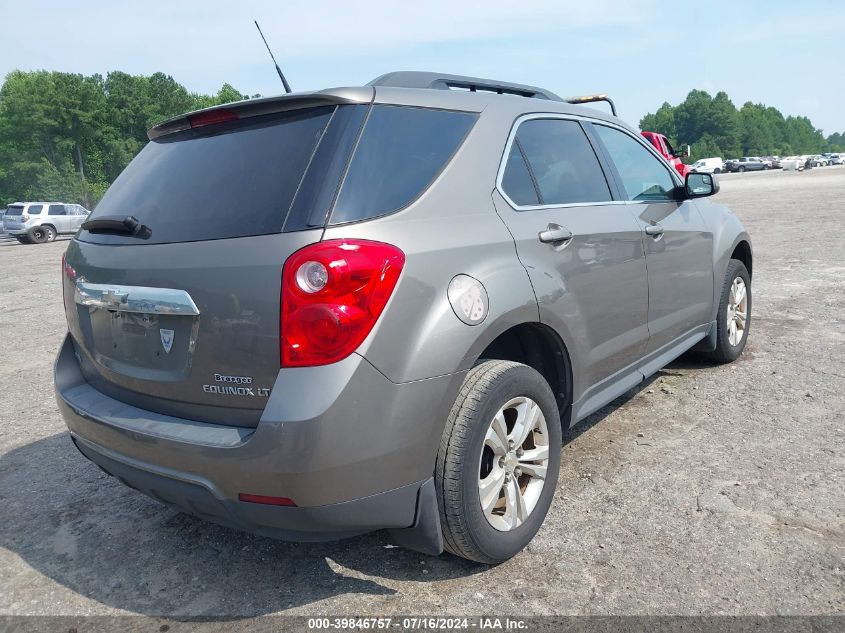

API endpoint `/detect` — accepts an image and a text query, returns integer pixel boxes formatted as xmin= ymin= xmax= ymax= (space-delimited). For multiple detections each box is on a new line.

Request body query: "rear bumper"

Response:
xmin=55 ymin=333 xmax=463 ymax=541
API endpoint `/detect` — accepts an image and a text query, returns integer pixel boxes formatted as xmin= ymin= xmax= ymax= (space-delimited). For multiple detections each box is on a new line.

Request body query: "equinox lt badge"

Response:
xmin=202 ymin=373 xmax=270 ymax=397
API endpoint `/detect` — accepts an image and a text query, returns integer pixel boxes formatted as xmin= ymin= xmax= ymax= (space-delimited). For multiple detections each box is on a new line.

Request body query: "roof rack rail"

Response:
xmin=368 ymin=71 xmax=562 ymax=102
xmin=564 ymin=93 xmax=617 ymax=117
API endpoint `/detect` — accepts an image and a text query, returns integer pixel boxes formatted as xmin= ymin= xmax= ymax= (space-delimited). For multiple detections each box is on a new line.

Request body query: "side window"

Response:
xmin=48 ymin=204 xmax=67 ymax=215
xmin=330 ymin=105 xmax=477 ymax=225
xmin=508 ymin=118 xmax=611 ymax=207
xmin=593 ymin=125 xmax=677 ymax=201
xmin=28 ymin=204 xmax=44 ymax=215
xmin=500 ymin=143 xmax=540 ymax=206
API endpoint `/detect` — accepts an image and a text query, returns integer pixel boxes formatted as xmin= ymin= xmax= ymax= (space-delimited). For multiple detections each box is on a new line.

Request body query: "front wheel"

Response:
xmin=738 ymin=166 xmax=746 ymax=173
xmin=436 ymin=360 xmax=561 ymax=563
xmin=714 ymin=168 xmax=721 ymax=174
xmin=706 ymin=259 xmax=751 ymax=363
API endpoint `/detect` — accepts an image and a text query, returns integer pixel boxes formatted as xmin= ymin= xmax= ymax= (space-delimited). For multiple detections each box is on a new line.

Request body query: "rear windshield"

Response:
xmin=79 ymin=107 xmax=335 ymax=245
xmin=5 ymin=206 xmax=24 ymax=216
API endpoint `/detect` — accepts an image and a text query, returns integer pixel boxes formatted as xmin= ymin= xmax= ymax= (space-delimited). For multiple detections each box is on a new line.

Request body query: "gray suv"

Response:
xmin=4 ymin=202 xmax=91 ymax=243
xmin=55 ymin=72 xmax=752 ymax=563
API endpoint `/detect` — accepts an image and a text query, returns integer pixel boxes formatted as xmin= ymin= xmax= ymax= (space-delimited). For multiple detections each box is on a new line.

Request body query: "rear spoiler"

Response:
xmin=147 ymin=88 xmax=374 ymax=140
xmin=564 ymin=93 xmax=617 ymax=117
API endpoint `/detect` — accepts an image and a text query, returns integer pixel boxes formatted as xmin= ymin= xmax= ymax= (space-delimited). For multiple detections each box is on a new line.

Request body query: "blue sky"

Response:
xmin=3 ymin=0 xmax=843 ymax=134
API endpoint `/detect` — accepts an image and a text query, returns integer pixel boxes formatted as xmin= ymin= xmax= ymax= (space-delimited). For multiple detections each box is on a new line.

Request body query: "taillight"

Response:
xmin=281 ymin=240 xmax=405 ymax=367
xmin=187 ymin=108 xmax=238 ymax=128
xmin=62 ymin=254 xmax=77 ymax=280
xmin=21 ymin=214 xmax=29 ymax=222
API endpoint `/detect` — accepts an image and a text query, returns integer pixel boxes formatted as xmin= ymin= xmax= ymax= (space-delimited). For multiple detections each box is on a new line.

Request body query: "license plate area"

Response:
xmin=74 ymin=282 xmax=200 ymax=382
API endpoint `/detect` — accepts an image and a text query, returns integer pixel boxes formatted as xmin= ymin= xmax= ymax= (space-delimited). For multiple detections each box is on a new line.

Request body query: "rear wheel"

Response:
xmin=436 ymin=360 xmax=561 ymax=563
xmin=705 ymin=259 xmax=751 ymax=364
xmin=28 ymin=226 xmax=49 ymax=243
xmin=738 ymin=166 xmax=746 ymax=173
xmin=714 ymin=168 xmax=721 ymax=174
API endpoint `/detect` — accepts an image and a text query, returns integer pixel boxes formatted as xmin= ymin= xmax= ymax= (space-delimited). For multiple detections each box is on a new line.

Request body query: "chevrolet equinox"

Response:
xmin=55 ymin=72 xmax=752 ymax=563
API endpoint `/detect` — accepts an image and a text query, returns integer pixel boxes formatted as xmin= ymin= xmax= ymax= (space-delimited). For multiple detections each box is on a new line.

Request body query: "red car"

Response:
xmin=641 ymin=131 xmax=691 ymax=178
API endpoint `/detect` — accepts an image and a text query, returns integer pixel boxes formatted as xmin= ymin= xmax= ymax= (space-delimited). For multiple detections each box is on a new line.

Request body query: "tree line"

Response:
xmin=640 ymin=89 xmax=844 ymax=163
xmin=0 ymin=70 xmax=253 ymax=208
xmin=2 ymin=71 xmax=844 ymax=208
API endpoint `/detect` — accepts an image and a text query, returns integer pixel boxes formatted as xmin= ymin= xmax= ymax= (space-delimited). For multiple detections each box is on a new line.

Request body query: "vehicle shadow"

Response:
xmin=0 ymin=352 xmax=711 ymax=616
xmin=0 ymin=433 xmax=484 ymax=616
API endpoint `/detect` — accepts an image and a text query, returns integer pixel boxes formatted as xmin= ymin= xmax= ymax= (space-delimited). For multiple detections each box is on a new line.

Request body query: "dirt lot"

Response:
xmin=0 ymin=168 xmax=843 ymax=618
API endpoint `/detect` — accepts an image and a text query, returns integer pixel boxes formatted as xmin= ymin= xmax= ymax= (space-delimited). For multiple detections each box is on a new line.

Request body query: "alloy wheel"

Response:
xmin=478 ymin=396 xmax=549 ymax=531
xmin=726 ymin=276 xmax=748 ymax=346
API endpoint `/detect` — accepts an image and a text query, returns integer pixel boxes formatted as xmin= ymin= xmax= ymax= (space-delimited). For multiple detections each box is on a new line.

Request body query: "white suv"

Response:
xmin=2 ymin=202 xmax=91 ymax=243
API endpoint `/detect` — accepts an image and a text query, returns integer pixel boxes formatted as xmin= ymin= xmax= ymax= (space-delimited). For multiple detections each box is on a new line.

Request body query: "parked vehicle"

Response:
xmin=809 ymin=155 xmax=829 ymax=167
xmin=763 ymin=156 xmax=781 ymax=169
xmin=829 ymin=154 xmax=844 ymax=165
xmin=691 ymin=157 xmax=724 ymax=174
xmin=641 ymin=131 xmax=691 ymax=178
xmin=726 ymin=157 xmax=766 ymax=172
xmin=780 ymin=156 xmax=805 ymax=171
xmin=3 ymin=202 xmax=91 ymax=243
xmin=55 ymin=71 xmax=753 ymax=563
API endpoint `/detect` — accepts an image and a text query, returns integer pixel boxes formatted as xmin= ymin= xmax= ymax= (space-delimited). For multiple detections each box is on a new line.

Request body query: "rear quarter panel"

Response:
xmin=321 ymin=109 xmax=538 ymax=384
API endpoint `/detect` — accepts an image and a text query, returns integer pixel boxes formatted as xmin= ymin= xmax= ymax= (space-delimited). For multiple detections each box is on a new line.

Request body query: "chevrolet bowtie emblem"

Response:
xmin=160 ymin=329 xmax=175 ymax=354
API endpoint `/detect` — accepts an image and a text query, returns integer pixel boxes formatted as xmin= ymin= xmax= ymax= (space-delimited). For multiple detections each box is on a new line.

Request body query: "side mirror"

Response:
xmin=685 ymin=172 xmax=719 ymax=198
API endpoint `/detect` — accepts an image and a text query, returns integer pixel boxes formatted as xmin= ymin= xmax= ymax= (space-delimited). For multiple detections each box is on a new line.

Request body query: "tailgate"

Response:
xmin=63 ymin=232 xmax=321 ymax=427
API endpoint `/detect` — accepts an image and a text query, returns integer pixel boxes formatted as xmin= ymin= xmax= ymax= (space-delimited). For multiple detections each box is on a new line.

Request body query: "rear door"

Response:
xmin=47 ymin=204 xmax=69 ymax=233
xmin=492 ymin=116 xmax=650 ymax=409
xmin=63 ymin=104 xmax=365 ymax=427
xmin=590 ymin=123 xmax=714 ymax=354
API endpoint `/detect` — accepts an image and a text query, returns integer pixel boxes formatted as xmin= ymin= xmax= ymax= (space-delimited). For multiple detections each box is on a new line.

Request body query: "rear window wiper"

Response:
xmin=81 ymin=215 xmax=152 ymax=239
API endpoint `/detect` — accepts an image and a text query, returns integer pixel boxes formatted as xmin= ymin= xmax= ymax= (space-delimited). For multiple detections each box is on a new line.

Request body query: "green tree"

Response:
xmin=0 ymin=70 xmax=254 ymax=207
xmin=639 ymin=89 xmax=831 ymax=160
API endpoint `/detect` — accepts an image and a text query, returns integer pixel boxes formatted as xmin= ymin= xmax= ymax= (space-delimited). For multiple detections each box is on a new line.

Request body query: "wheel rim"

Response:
xmin=32 ymin=228 xmax=44 ymax=241
xmin=45 ymin=227 xmax=54 ymax=241
xmin=726 ymin=277 xmax=748 ymax=346
xmin=478 ymin=396 xmax=549 ymax=532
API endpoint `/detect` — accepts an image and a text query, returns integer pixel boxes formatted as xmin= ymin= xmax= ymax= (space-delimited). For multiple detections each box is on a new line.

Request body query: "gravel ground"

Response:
xmin=0 ymin=168 xmax=843 ymax=617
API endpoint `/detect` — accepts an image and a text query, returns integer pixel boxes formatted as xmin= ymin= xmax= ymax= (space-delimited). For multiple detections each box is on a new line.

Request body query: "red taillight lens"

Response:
xmin=62 ymin=253 xmax=76 ymax=280
xmin=187 ymin=108 xmax=238 ymax=128
xmin=281 ymin=239 xmax=405 ymax=367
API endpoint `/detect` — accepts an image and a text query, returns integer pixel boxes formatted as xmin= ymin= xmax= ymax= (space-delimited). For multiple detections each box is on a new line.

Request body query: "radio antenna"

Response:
xmin=254 ymin=20 xmax=292 ymax=94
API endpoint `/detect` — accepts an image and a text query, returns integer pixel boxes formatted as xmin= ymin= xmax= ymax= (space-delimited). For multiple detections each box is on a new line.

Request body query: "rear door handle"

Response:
xmin=644 ymin=224 xmax=665 ymax=236
xmin=538 ymin=224 xmax=573 ymax=243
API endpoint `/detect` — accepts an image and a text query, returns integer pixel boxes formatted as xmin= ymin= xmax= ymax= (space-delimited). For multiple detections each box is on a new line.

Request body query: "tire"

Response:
xmin=42 ymin=225 xmax=56 ymax=242
xmin=705 ymin=259 xmax=751 ymax=364
xmin=436 ymin=360 xmax=562 ymax=564
xmin=714 ymin=168 xmax=721 ymax=174
xmin=738 ymin=166 xmax=746 ymax=173
xmin=28 ymin=226 xmax=49 ymax=243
